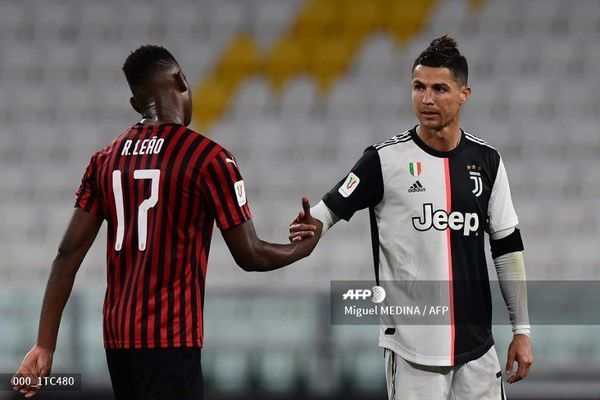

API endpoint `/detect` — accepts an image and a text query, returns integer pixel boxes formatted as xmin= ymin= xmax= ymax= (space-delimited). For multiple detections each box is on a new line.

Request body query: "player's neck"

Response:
xmin=139 ymin=113 xmax=184 ymax=126
xmin=416 ymin=124 xmax=462 ymax=152
xmin=138 ymin=98 xmax=185 ymax=126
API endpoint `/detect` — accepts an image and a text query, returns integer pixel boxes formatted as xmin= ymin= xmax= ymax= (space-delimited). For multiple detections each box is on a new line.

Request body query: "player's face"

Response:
xmin=411 ymin=65 xmax=470 ymax=131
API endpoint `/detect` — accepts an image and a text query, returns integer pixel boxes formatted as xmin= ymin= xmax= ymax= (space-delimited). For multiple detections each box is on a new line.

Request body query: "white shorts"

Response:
xmin=384 ymin=346 xmax=506 ymax=400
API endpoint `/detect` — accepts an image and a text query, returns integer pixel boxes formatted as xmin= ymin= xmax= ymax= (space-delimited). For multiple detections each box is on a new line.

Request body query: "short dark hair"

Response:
xmin=412 ymin=34 xmax=468 ymax=86
xmin=122 ymin=45 xmax=179 ymax=94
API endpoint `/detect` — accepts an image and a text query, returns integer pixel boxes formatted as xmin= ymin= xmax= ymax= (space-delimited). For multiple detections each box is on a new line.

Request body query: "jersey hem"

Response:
xmin=379 ymin=334 xmax=494 ymax=366
xmin=74 ymin=203 xmax=105 ymax=219
xmin=379 ymin=336 xmax=452 ymax=366
xmin=219 ymin=215 xmax=252 ymax=231
xmin=322 ymin=196 xmax=351 ymax=221
xmin=104 ymin=340 xmax=204 ymax=349
xmin=488 ymin=218 xmax=519 ymax=236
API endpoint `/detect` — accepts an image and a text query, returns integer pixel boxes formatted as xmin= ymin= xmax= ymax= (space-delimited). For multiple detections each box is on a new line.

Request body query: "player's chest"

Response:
xmin=382 ymin=154 xmax=493 ymax=216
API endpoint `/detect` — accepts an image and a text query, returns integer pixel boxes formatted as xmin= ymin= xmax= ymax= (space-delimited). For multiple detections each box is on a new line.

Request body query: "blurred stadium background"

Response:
xmin=1 ymin=0 xmax=600 ymax=399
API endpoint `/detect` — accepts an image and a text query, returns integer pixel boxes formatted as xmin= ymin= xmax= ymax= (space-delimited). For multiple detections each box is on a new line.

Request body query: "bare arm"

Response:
xmin=13 ymin=208 xmax=102 ymax=398
xmin=222 ymin=197 xmax=321 ymax=272
xmin=37 ymin=208 xmax=103 ymax=349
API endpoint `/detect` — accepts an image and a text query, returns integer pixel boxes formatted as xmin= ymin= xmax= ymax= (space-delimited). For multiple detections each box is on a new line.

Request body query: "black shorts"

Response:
xmin=105 ymin=347 xmax=203 ymax=400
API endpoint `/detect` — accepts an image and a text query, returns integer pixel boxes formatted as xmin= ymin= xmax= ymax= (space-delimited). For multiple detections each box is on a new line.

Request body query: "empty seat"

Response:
xmin=278 ymin=77 xmax=318 ymax=119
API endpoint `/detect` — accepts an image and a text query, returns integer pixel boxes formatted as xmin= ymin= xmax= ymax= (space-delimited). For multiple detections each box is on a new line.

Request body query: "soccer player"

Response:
xmin=12 ymin=45 xmax=318 ymax=400
xmin=290 ymin=35 xmax=532 ymax=399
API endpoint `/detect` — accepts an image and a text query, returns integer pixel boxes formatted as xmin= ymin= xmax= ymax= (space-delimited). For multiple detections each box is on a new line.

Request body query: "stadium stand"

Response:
xmin=0 ymin=0 xmax=599 ymax=398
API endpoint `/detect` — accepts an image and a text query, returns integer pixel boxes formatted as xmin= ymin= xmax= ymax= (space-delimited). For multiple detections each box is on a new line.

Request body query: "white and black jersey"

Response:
xmin=323 ymin=126 xmax=519 ymax=366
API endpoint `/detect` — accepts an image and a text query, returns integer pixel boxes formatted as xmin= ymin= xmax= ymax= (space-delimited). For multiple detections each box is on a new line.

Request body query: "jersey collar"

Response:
xmin=410 ymin=125 xmax=466 ymax=158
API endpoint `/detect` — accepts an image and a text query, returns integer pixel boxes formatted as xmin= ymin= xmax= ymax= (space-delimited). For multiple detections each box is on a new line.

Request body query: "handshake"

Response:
xmin=288 ymin=197 xmax=323 ymax=243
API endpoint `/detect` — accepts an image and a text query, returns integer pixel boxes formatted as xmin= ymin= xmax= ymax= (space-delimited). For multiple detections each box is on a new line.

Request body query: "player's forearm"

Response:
xmin=241 ymin=239 xmax=317 ymax=272
xmin=310 ymin=201 xmax=340 ymax=237
xmin=489 ymin=227 xmax=529 ymax=335
xmin=36 ymin=251 xmax=83 ymax=351
xmin=494 ymin=251 xmax=530 ymax=336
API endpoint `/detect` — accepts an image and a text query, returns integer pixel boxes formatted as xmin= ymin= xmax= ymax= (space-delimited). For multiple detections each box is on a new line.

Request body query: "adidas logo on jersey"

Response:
xmin=408 ymin=181 xmax=426 ymax=193
xmin=412 ymin=203 xmax=479 ymax=236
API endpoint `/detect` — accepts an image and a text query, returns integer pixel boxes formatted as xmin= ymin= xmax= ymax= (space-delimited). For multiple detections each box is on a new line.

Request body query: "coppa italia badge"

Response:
xmin=409 ymin=162 xmax=422 ymax=176
xmin=338 ymin=172 xmax=360 ymax=198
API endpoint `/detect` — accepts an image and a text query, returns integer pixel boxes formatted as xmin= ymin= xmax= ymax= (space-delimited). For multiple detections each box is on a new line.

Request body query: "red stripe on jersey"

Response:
xmin=444 ymin=157 xmax=455 ymax=366
xmin=112 ymin=126 xmax=140 ymax=345
xmin=176 ymin=139 xmax=212 ymax=346
xmin=145 ymin=125 xmax=181 ymax=348
xmin=103 ymin=132 xmax=130 ymax=347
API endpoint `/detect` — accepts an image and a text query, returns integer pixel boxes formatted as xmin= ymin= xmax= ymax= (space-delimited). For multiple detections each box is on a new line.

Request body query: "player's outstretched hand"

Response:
xmin=505 ymin=334 xmax=533 ymax=384
xmin=289 ymin=197 xmax=322 ymax=242
xmin=13 ymin=344 xmax=53 ymax=398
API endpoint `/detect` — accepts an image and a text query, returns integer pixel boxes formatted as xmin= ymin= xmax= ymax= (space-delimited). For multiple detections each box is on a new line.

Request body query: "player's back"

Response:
xmin=76 ymin=123 xmax=251 ymax=349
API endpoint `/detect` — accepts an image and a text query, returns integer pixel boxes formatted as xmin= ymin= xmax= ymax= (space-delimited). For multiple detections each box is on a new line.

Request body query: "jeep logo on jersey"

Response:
xmin=338 ymin=172 xmax=360 ymax=198
xmin=412 ymin=203 xmax=479 ymax=236
xmin=409 ymin=162 xmax=422 ymax=176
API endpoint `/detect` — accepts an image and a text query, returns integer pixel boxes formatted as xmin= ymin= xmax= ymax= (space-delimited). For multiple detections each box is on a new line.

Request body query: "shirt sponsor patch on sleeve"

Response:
xmin=234 ymin=180 xmax=247 ymax=206
xmin=338 ymin=172 xmax=360 ymax=198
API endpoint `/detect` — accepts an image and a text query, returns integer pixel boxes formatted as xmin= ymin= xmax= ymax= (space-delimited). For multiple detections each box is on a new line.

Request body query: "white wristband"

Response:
xmin=310 ymin=201 xmax=340 ymax=237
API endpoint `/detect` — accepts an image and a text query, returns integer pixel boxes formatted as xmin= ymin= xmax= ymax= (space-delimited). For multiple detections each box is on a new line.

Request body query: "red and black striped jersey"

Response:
xmin=75 ymin=123 xmax=251 ymax=349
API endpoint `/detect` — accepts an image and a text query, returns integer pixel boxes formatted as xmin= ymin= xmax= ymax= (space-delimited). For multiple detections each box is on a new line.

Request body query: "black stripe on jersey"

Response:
xmin=464 ymin=133 xmax=495 ymax=150
xmin=374 ymin=135 xmax=412 ymax=151
xmin=154 ymin=126 xmax=190 ymax=347
xmin=374 ymin=131 xmax=411 ymax=150
xmin=215 ymin=155 xmax=245 ymax=223
xmin=167 ymin=135 xmax=203 ymax=346
xmin=206 ymin=163 xmax=236 ymax=228
xmin=140 ymin=124 xmax=168 ymax=347
xmin=125 ymin=127 xmax=148 ymax=346
xmin=82 ymin=186 xmax=95 ymax=213
xmin=118 ymin=125 xmax=145 ymax=344
xmin=186 ymin=140 xmax=217 ymax=346
xmin=447 ymin=153 xmax=495 ymax=364
xmin=137 ymin=128 xmax=158 ymax=342
xmin=369 ymin=207 xmax=381 ymax=285
xmin=140 ymin=125 xmax=171 ymax=347
xmin=173 ymin=135 xmax=205 ymax=346
xmin=104 ymin=129 xmax=130 ymax=346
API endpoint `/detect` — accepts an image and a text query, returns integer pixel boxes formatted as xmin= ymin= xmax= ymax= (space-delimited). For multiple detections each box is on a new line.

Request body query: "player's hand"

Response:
xmin=13 ymin=344 xmax=53 ymax=398
xmin=289 ymin=197 xmax=321 ymax=242
xmin=505 ymin=334 xmax=533 ymax=384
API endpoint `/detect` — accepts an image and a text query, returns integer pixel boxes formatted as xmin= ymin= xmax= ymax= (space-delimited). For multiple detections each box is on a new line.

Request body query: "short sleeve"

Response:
xmin=75 ymin=153 xmax=105 ymax=219
xmin=322 ymin=147 xmax=384 ymax=221
xmin=202 ymin=150 xmax=252 ymax=230
xmin=487 ymin=157 xmax=519 ymax=234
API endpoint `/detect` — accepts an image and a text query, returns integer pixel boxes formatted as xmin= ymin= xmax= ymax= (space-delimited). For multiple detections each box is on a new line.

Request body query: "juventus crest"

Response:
xmin=467 ymin=164 xmax=483 ymax=197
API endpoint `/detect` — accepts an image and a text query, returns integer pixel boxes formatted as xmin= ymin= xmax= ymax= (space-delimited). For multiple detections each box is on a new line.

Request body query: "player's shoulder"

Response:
xmin=372 ymin=129 xmax=413 ymax=151
xmin=461 ymin=130 xmax=503 ymax=173
xmin=462 ymin=130 xmax=499 ymax=154
xmin=184 ymin=128 xmax=239 ymax=168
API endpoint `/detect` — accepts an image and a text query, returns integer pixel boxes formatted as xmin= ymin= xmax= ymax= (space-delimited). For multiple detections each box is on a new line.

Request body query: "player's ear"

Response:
xmin=174 ymin=70 xmax=188 ymax=93
xmin=459 ymin=85 xmax=471 ymax=105
xmin=130 ymin=97 xmax=141 ymax=113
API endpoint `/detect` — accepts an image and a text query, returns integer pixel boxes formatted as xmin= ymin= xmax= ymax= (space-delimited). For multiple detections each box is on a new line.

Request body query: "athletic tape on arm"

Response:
xmin=310 ymin=200 xmax=340 ymax=237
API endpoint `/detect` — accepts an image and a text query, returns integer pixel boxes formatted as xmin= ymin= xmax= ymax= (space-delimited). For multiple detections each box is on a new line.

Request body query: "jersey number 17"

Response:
xmin=112 ymin=169 xmax=161 ymax=251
